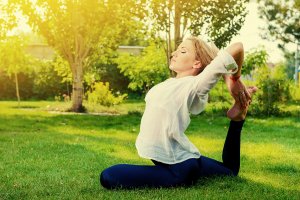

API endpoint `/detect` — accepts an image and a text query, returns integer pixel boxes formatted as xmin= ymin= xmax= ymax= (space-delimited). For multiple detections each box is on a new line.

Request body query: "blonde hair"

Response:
xmin=186 ymin=36 xmax=219 ymax=74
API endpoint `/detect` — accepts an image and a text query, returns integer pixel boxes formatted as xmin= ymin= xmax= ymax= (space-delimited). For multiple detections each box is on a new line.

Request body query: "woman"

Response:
xmin=100 ymin=36 xmax=257 ymax=189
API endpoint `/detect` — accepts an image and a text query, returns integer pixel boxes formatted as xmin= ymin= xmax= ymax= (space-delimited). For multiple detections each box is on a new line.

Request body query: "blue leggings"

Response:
xmin=100 ymin=120 xmax=244 ymax=189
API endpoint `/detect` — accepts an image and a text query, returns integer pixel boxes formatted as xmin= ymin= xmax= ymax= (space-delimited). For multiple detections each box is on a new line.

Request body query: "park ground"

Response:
xmin=0 ymin=100 xmax=299 ymax=200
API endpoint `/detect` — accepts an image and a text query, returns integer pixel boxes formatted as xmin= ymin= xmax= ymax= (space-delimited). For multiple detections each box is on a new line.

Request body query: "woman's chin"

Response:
xmin=169 ymin=65 xmax=175 ymax=70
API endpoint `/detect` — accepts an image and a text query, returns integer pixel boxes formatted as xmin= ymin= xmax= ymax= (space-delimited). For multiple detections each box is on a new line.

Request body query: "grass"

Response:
xmin=0 ymin=100 xmax=299 ymax=200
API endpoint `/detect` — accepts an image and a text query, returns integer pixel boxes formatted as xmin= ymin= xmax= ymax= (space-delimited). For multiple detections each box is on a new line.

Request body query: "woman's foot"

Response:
xmin=227 ymin=86 xmax=258 ymax=121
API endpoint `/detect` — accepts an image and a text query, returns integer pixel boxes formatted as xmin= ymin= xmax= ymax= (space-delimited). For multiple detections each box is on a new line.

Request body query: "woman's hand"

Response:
xmin=226 ymin=77 xmax=251 ymax=108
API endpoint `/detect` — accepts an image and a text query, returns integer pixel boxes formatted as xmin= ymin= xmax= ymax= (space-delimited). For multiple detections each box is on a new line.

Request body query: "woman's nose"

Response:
xmin=171 ymin=51 xmax=177 ymax=57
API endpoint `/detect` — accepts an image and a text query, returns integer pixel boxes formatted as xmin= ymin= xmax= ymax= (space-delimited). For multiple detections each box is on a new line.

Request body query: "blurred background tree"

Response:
xmin=0 ymin=1 xmax=16 ymax=40
xmin=116 ymin=42 xmax=169 ymax=94
xmin=149 ymin=0 xmax=249 ymax=68
xmin=258 ymin=0 xmax=300 ymax=83
xmin=12 ymin=0 xmax=147 ymax=112
xmin=242 ymin=47 xmax=268 ymax=77
xmin=1 ymin=0 xmax=298 ymax=116
xmin=258 ymin=0 xmax=300 ymax=45
xmin=0 ymin=36 xmax=35 ymax=106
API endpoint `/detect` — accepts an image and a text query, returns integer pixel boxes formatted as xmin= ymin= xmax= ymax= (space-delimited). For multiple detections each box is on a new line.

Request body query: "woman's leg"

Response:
xmin=100 ymin=158 xmax=200 ymax=189
xmin=198 ymin=120 xmax=244 ymax=177
xmin=222 ymin=120 xmax=244 ymax=175
xmin=198 ymin=86 xmax=257 ymax=177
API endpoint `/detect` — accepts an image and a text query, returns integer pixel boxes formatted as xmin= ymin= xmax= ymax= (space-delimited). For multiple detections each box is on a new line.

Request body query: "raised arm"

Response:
xmin=225 ymin=42 xmax=244 ymax=78
xmin=223 ymin=42 xmax=251 ymax=108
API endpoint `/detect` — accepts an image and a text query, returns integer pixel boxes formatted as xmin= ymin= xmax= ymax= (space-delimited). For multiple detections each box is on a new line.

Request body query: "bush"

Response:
xmin=86 ymin=82 xmax=127 ymax=107
xmin=116 ymin=42 xmax=170 ymax=94
xmin=253 ymin=64 xmax=292 ymax=116
xmin=290 ymin=84 xmax=300 ymax=101
xmin=33 ymin=60 xmax=70 ymax=100
xmin=209 ymin=79 xmax=231 ymax=103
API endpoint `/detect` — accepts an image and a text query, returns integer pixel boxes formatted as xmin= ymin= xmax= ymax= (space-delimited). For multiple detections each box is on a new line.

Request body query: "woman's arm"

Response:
xmin=225 ymin=42 xmax=244 ymax=78
xmin=223 ymin=42 xmax=251 ymax=108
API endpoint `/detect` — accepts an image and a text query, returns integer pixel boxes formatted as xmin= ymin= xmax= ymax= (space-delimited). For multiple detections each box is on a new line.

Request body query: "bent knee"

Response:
xmin=100 ymin=169 xmax=114 ymax=189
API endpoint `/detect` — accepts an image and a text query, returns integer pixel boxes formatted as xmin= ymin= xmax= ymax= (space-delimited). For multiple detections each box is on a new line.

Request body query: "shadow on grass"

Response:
xmin=10 ymin=105 xmax=40 ymax=109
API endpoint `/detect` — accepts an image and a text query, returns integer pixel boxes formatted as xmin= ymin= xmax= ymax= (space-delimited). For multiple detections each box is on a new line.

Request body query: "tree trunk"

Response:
xmin=167 ymin=4 xmax=175 ymax=77
xmin=71 ymin=62 xmax=84 ymax=112
xmin=174 ymin=0 xmax=182 ymax=49
xmin=14 ymin=72 xmax=20 ymax=107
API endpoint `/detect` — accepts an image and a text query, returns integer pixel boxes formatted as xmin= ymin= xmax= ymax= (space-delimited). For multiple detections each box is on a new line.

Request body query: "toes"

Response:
xmin=247 ymin=86 xmax=258 ymax=94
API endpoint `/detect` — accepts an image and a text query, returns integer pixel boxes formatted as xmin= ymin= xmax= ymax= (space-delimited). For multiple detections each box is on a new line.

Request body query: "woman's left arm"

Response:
xmin=223 ymin=42 xmax=251 ymax=108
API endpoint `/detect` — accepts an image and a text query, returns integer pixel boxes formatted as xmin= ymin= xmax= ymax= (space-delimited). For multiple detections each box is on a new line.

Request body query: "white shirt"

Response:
xmin=135 ymin=50 xmax=239 ymax=164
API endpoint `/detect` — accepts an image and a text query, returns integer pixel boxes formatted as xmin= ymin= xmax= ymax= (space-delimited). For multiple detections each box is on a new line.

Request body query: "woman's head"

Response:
xmin=169 ymin=36 xmax=219 ymax=77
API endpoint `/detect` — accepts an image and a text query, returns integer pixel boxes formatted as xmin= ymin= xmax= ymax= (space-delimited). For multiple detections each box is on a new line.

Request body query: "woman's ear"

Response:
xmin=192 ymin=60 xmax=202 ymax=69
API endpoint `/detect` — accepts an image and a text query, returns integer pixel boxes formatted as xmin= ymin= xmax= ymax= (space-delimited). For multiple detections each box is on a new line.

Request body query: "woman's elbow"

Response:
xmin=234 ymin=42 xmax=244 ymax=54
xmin=227 ymin=42 xmax=244 ymax=55
xmin=226 ymin=42 xmax=244 ymax=65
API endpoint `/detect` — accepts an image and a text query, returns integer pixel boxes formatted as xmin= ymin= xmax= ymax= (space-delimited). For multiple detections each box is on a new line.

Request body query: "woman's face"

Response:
xmin=169 ymin=40 xmax=199 ymax=73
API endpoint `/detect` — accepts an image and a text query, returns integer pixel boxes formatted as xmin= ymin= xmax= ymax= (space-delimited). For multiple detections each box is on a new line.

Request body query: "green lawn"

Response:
xmin=0 ymin=101 xmax=299 ymax=199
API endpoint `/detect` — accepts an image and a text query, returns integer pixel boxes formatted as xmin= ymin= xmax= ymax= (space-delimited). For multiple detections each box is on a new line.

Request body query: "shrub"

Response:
xmin=253 ymin=65 xmax=292 ymax=116
xmin=86 ymin=82 xmax=127 ymax=107
xmin=116 ymin=42 xmax=169 ymax=94
xmin=290 ymin=83 xmax=300 ymax=101
xmin=209 ymin=79 xmax=231 ymax=103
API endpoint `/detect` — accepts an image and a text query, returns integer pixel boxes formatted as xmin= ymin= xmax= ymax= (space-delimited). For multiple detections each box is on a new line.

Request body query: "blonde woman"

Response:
xmin=100 ymin=36 xmax=257 ymax=189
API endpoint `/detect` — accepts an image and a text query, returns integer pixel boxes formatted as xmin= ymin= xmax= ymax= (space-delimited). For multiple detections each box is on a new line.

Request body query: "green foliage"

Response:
xmin=0 ymin=71 xmax=35 ymax=99
xmin=243 ymin=48 xmax=268 ymax=76
xmin=32 ymin=60 xmax=70 ymax=100
xmin=149 ymin=0 xmax=248 ymax=48
xmin=0 ymin=61 xmax=70 ymax=100
xmin=12 ymin=0 xmax=147 ymax=111
xmin=14 ymin=0 xmax=147 ymax=59
xmin=52 ymin=55 xmax=72 ymax=84
xmin=116 ymin=43 xmax=169 ymax=93
xmin=289 ymin=83 xmax=300 ymax=101
xmin=0 ymin=35 xmax=33 ymax=76
xmin=191 ymin=0 xmax=249 ymax=48
xmin=85 ymin=50 xmax=130 ymax=94
xmin=272 ymin=62 xmax=288 ymax=80
xmin=86 ymin=82 xmax=127 ymax=107
xmin=0 ymin=35 xmax=36 ymax=102
xmin=0 ymin=1 xmax=17 ymax=40
xmin=258 ymin=0 xmax=300 ymax=45
xmin=209 ymin=80 xmax=231 ymax=103
xmin=95 ymin=63 xmax=131 ymax=94
xmin=252 ymin=65 xmax=292 ymax=116
xmin=283 ymin=50 xmax=298 ymax=79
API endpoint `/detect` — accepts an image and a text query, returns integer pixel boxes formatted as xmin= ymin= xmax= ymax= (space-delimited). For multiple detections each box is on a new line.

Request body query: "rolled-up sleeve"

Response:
xmin=193 ymin=50 xmax=238 ymax=98
xmin=188 ymin=50 xmax=238 ymax=115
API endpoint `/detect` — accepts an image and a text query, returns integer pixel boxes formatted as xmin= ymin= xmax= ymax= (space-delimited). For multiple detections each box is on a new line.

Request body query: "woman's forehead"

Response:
xmin=178 ymin=40 xmax=194 ymax=51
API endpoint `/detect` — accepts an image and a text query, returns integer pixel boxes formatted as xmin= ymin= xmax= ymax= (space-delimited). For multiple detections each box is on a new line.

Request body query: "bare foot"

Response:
xmin=227 ymin=86 xmax=258 ymax=121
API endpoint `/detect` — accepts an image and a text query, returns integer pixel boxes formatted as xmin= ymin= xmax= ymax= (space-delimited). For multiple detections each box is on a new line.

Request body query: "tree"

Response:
xmin=258 ymin=0 xmax=300 ymax=45
xmin=282 ymin=50 xmax=298 ymax=79
xmin=32 ymin=58 xmax=70 ymax=100
xmin=0 ymin=36 xmax=34 ymax=106
xmin=258 ymin=0 xmax=300 ymax=83
xmin=13 ymin=0 xmax=146 ymax=112
xmin=0 ymin=1 xmax=16 ymax=40
xmin=242 ymin=47 xmax=268 ymax=76
xmin=148 ymin=0 xmax=249 ymax=67
xmin=116 ymin=42 xmax=169 ymax=93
